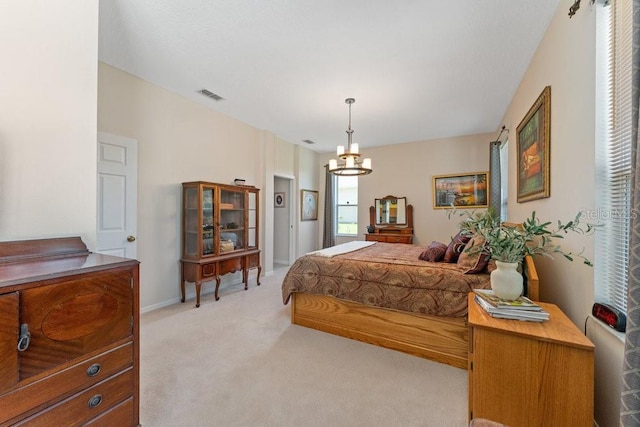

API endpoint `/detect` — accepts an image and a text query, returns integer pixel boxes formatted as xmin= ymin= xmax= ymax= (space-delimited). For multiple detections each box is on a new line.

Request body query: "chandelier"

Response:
xmin=328 ymin=98 xmax=372 ymax=176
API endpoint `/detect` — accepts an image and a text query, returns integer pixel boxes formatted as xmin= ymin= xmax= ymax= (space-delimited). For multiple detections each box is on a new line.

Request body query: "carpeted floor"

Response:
xmin=140 ymin=268 xmax=468 ymax=426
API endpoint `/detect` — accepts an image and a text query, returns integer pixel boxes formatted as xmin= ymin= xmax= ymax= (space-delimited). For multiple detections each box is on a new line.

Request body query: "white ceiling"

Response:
xmin=98 ymin=0 xmax=560 ymax=154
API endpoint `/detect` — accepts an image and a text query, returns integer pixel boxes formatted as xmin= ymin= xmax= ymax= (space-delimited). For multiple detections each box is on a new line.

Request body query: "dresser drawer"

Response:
xmin=15 ymin=368 xmax=134 ymax=427
xmin=0 ymin=342 xmax=133 ymax=425
xmin=219 ymin=257 xmax=243 ymax=275
xmin=19 ymin=270 xmax=133 ymax=379
xmin=84 ymin=396 xmax=135 ymax=427
xmin=201 ymin=263 xmax=216 ymax=277
xmin=386 ymin=235 xmax=412 ymax=243
xmin=365 ymin=234 xmax=412 ymax=244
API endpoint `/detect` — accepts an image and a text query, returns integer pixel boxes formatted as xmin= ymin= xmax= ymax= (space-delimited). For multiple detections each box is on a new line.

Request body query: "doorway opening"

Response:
xmin=273 ymin=175 xmax=294 ymax=270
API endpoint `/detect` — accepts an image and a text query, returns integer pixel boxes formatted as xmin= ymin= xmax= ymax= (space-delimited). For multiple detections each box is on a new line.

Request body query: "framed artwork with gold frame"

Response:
xmin=432 ymin=172 xmax=489 ymax=209
xmin=517 ymin=86 xmax=551 ymax=203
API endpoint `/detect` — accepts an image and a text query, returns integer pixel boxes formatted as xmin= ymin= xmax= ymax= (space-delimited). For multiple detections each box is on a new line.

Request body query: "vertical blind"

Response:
xmin=596 ymin=0 xmax=633 ymax=313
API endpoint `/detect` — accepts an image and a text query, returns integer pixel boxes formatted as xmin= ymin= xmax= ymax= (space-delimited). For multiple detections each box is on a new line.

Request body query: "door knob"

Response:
xmin=127 ymin=235 xmax=136 ymax=242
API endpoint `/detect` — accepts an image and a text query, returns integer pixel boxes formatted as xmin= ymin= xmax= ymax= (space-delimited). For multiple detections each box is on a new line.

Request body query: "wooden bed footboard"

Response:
xmin=291 ymin=292 xmax=469 ymax=369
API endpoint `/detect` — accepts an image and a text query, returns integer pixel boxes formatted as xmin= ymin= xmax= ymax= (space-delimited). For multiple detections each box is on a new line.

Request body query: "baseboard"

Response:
xmin=142 ymin=276 xmax=247 ymax=314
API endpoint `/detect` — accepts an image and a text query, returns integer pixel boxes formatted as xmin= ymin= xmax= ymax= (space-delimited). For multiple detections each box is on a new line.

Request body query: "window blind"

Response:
xmin=595 ymin=0 xmax=633 ymax=313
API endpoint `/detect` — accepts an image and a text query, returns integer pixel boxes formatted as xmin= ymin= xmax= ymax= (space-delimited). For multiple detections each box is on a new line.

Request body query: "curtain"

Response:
xmin=621 ymin=1 xmax=640 ymax=424
xmin=489 ymin=140 xmax=502 ymax=218
xmin=322 ymin=166 xmax=335 ymax=248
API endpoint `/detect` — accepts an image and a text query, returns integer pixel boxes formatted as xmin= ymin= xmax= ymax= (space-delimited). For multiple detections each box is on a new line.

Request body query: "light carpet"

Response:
xmin=140 ymin=267 xmax=468 ymax=426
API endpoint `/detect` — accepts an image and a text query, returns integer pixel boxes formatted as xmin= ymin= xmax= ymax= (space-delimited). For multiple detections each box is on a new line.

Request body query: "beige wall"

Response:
xmin=0 ymin=1 xmax=98 ymax=245
xmin=98 ymin=63 xmax=266 ymax=310
xmin=296 ymin=146 xmax=321 ymax=256
xmin=500 ymin=1 xmax=620 ymax=426
xmin=99 ymin=63 xmax=319 ymax=310
xmin=502 ymin=0 xmax=596 ymax=318
xmin=361 ymin=134 xmax=494 ymax=245
xmin=319 ymin=133 xmax=494 ymax=246
xmin=319 ymin=132 xmax=497 ymax=246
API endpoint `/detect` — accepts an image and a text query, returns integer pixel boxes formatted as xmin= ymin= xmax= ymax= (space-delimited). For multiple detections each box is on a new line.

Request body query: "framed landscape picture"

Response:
xmin=301 ymin=189 xmax=318 ymax=221
xmin=432 ymin=172 xmax=489 ymax=209
xmin=517 ymin=86 xmax=551 ymax=203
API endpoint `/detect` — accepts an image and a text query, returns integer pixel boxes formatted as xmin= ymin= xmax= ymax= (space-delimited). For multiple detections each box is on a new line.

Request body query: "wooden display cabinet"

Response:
xmin=180 ymin=181 xmax=261 ymax=307
xmin=467 ymin=293 xmax=594 ymax=426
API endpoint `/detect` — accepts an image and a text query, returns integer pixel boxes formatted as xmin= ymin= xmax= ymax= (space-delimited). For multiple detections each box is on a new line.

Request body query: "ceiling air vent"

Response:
xmin=198 ymin=89 xmax=224 ymax=101
xmin=303 ymin=139 xmax=315 ymax=145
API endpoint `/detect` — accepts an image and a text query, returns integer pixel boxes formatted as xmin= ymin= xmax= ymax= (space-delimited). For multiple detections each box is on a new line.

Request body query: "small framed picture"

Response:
xmin=274 ymin=192 xmax=286 ymax=208
xmin=301 ymin=189 xmax=318 ymax=221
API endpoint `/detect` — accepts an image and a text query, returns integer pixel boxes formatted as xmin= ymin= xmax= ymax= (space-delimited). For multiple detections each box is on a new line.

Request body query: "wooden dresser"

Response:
xmin=0 ymin=237 xmax=140 ymax=426
xmin=365 ymin=200 xmax=414 ymax=244
xmin=468 ymin=293 xmax=594 ymax=426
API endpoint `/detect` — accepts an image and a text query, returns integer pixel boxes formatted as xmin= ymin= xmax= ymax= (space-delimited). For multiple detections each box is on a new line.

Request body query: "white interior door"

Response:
xmin=96 ymin=132 xmax=138 ymax=259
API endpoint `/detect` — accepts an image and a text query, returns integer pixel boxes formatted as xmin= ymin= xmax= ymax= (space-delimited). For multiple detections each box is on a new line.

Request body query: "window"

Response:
xmin=336 ymin=176 xmax=358 ymax=235
xmin=595 ymin=0 xmax=632 ymax=313
xmin=500 ymin=140 xmax=509 ymax=222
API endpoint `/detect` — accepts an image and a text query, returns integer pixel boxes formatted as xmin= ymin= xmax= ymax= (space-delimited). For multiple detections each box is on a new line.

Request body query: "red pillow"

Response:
xmin=443 ymin=232 xmax=471 ymax=263
xmin=419 ymin=241 xmax=447 ymax=262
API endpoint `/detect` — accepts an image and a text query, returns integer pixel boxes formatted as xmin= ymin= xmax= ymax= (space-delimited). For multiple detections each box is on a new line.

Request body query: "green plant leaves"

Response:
xmin=450 ymin=207 xmax=597 ymax=265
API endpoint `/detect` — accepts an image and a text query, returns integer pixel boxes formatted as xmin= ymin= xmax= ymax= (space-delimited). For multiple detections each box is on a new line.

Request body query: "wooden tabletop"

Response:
xmin=468 ymin=293 xmax=594 ymax=351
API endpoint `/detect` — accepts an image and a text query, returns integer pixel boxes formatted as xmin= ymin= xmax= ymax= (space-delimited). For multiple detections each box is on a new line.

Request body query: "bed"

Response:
xmin=281 ymin=241 xmax=539 ymax=369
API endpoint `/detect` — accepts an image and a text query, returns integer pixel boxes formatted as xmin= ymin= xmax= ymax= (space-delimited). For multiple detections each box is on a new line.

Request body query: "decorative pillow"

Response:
xmin=443 ymin=232 xmax=472 ymax=263
xmin=419 ymin=241 xmax=447 ymax=262
xmin=458 ymin=234 xmax=491 ymax=274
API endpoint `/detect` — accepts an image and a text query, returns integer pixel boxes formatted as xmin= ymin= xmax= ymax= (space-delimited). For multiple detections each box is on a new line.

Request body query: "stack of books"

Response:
xmin=473 ymin=289 xmax=549 ymax=322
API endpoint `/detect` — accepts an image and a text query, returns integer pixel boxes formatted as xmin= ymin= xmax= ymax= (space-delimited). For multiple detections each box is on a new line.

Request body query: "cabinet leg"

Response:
xmin=195 ymin=281 xmax=201 ymax=308
xmin=243 ymin=267 xmax=248 ymax=290
xmin=214 ymin=276 xmax=221 ymax=301
xmin=256 ymin=266 xmax=262 ymax=286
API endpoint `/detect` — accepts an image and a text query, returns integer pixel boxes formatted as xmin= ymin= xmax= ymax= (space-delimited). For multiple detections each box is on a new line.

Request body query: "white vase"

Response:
xmin=490 ymin=261 xmax=523 ymax=300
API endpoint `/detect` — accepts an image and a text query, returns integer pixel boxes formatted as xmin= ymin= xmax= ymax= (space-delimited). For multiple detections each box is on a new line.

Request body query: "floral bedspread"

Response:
xmin=281 ymin=242 xmax=491 ymax=318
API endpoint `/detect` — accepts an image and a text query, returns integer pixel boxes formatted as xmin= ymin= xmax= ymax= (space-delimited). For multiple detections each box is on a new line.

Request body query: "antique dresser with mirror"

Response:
xmin=365 ymin=195 xmax=413 ymax=244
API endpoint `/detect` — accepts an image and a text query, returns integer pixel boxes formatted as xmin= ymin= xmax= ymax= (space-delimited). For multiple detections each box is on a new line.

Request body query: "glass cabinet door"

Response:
xmin=219 ymin=188 xmax=245 ymax=253
xmin=248 ymin=191 xmax=257 ymax=249
xmin=183 ymin=186 xmax=199 ymax=257
xmin=202 ymin=187 xmax=215 ymax=255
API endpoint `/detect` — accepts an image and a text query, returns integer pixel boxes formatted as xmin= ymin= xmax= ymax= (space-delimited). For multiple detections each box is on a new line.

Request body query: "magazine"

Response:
xmin=474 ymin=294 xmax=549 ymax=322
xmin=474 ymin=289 xmax=542 ymax=311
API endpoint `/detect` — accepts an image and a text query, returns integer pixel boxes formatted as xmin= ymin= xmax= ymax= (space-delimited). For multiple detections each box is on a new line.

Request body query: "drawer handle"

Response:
xmin=87 ymin=363 xmax=102 ymax=377
xmin=17 ymin=324 xmax=30 ymax=352
xmin=88 ymin=394 xmax=103 ymax=409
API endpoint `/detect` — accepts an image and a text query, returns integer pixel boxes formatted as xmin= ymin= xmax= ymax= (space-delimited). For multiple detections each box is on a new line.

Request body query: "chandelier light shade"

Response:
xmin=328 ymin=98 xmax=372 ymax=176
